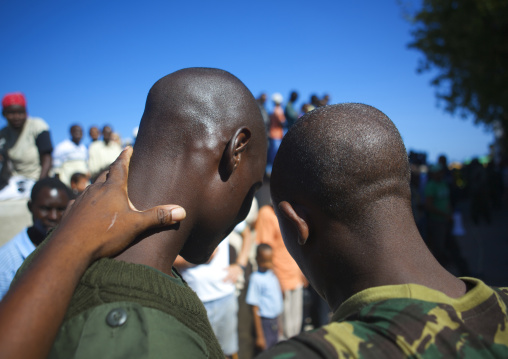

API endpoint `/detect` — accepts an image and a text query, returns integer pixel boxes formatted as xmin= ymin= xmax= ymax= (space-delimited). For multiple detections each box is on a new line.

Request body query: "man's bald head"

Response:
xmin=271 ymin=103 xmax=410 ymax=230
xmin=128 ymin=68 xmax=266 ymax=263
xmin=134 ymin=68 xmax=264 ymax=158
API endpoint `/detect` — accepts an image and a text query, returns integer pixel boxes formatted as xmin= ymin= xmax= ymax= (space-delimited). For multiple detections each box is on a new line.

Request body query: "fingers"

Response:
xmin=94 ymin=170 xmax=109 ymax=185
xmin=107 ymin=147 xmax=133 ymax=186
xmin=140 ymin=205 xmax=186 ymax=229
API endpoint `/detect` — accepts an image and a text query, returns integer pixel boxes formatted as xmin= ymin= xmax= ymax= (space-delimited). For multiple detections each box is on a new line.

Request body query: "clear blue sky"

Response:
xmin=0 ymin=0 xmax=494 ymax=163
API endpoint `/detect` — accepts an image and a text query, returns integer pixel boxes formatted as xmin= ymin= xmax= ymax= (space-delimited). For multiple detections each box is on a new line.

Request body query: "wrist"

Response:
xmin=235 ymin=263 xmax=246 ymax=271
xmin=49 ymin=226 xmax=97 ymax=264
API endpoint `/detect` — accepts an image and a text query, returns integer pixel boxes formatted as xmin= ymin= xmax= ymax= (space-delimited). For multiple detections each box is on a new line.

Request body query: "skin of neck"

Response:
xmin=300 ymin=197 xmax=465 ymax=313
xmin=114 ymin=147 xmax=211 ymax=276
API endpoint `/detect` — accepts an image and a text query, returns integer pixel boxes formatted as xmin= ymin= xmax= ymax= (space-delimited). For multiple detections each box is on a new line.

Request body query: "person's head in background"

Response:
xmin=256 ymin=243 xmax=274 ymax=272
xmin=89 ymin=126 xmax=100 ymax=142
xmin=70 ymin=172 xmax=89 ymax=195
xmin=300 ymin=103 xmax=313 ymax=116
xmin=2 ymin=92 xmax=27 ymax=132
xmin=289 ymin=91 xmax=298 ymax=103
xmin=70 ymin=124 xmax=83 ymax=145
xmin=102 ymin=125 xmax=113 ymax=145
xmin=28 ymin=177 xmax=72 ymax=237
xmin=438 ymin=155 xmax=448 ymax=170
xmin=310 ymin=94 xmax=320 ymax=108
xmin=257 ymin=93 xmax=267 ymax=106
xmin=272 ymin=93 xmax=283 ymax=108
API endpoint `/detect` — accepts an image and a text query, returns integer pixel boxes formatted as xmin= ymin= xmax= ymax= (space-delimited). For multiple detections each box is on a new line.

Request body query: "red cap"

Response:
xmin=2 ymin=92 xmax=26 ymax=109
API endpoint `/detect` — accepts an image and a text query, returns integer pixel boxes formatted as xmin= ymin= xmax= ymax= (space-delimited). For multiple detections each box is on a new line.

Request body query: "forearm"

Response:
xmin=252 ymin=306 xmax=265 ymax=341
xmin=0 ymin=147 xmax=185 ymax=359
xmin=39 ymin=153 xmax=52 ymax=179
xmin=0 ymin=230 xmax=95 ymax=359
xmin=236 ymin=226 xmax=252 ymax=267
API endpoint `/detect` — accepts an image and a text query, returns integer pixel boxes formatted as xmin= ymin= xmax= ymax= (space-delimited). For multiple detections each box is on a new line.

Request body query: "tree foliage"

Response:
xmin=407 ymin=0 xmax=508 ymax=148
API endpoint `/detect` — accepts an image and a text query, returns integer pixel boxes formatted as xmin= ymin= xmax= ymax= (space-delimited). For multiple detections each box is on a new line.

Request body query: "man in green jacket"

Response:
xmin=0 ymin=67 xmax=267 ymax=359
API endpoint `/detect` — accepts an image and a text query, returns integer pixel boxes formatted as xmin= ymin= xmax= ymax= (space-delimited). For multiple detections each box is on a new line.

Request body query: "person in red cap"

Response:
xmin=0 ymin=92 xmax=53 ymax=201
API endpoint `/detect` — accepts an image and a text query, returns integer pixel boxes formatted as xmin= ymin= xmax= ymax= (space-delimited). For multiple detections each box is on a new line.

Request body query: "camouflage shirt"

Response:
xmin=258 ymin=278 xmax=508 ymax=358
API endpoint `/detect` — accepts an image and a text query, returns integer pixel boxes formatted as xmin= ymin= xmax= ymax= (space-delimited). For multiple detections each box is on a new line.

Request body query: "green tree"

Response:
xmin=406 ymin=0 xmax=508 ymax=151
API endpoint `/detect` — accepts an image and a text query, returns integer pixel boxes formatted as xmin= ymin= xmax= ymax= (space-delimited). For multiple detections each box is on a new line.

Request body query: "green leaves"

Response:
xmin=406 ymin=0 xmax=508 ymax=149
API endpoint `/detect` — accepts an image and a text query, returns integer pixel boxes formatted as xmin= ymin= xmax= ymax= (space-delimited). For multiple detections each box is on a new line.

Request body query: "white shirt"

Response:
xmin=181 ymin=238 xmax=235 ymax=302
xmin=52 ymin=139 xmax=88 ymax=168
xmin=88 ymin=140 xmax=122 ymax=178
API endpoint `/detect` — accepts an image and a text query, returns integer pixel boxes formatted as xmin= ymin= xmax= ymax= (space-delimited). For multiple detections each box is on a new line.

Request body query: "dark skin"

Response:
xmin=39 ymin=154 xmax=52 ymax=179
xmin=252 ymin=247 xmax=274 ymax=351
xmin=2 ymin=105 xmax=26 ymax=130
xmin=89 ymin=126 xmax=100 ymax=141
xmin=258 ymin=93 xmax=267 ymax=105
xmin=28 ymin=186 xmax=70 ymax=246
xmin=271 ymin=104 xmax=466 ymax=315
xmin=0 ymin=68 xmax=267 ymax=357
xmin=70 ymin=125 xmax=83 ymax=145
xmin=120 ymin=68 xmax=266 ymax=273
xmin=102 ymin=125 xmax=112 ymax=145
xmin=2 ymin=104 xmax=52 ymax=179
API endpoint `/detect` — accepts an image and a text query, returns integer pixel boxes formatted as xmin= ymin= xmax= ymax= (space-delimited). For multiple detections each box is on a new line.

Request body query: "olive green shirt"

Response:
xmin=16 ymin=238 xmax=224 ymax=359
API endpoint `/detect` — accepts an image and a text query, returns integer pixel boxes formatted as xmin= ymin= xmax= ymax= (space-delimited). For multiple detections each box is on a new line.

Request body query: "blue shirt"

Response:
xmin=246 ymin=269 xmax=283 ymax=319
xmin=0 ymin=229 xmax=36 ymax=299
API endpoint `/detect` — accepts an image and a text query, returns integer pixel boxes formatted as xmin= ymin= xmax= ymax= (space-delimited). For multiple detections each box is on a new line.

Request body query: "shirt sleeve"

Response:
xmin=246 ymin=275 xmax=261 ymax=307
xmin=51 ymin=302 xmax=210 ymax=358
xmin=258 ymin=326 xmax=347 ymax=359
xmin=35 ymin=131 xmax=53 ymax=155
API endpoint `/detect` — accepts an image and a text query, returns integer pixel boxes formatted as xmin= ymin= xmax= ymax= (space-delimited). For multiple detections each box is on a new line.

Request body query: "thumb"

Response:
xmin=139 ymin=205 xmax=187 ymax=229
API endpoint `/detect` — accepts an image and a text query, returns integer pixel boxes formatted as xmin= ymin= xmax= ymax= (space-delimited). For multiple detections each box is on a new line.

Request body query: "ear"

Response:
xmin=220 ymin=127 xmax=252 ymax=180
xmin=278 ymin=201 xmax=310 ymax=245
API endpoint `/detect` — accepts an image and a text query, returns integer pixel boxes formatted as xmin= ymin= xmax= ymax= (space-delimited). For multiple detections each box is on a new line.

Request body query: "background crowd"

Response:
xmin=1 ymin=90 xmax=508 ymax=358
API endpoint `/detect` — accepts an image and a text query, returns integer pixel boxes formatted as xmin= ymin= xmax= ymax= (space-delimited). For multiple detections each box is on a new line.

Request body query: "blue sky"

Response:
xmin=0 ymin=0 xmax=494 ymax=163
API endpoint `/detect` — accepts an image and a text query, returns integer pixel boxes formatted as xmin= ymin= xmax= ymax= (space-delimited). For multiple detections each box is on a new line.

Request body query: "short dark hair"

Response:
xmin=256 ymin=243 xmax=272 ymax=256
xmin=31 ymin=177 xmax=72 ymax=202
xmin=70 ymin=172 xmax=87 ymax=184
xmin=271 ymin=103 xmax=411 ymax=229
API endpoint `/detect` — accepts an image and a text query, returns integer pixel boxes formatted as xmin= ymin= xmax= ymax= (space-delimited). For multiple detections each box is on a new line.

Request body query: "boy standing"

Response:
xmin=246 ymin=243 xmax=283 ymax=352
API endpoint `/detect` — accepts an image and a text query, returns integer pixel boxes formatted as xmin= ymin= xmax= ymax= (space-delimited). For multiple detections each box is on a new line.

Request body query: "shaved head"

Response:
xmin=127 ymin=68 xmax=266 ymax=264
xmin=271 ymin=103 xmax=410 ymax=230
xmin=134 ymin=68 xmax=265 ymax=160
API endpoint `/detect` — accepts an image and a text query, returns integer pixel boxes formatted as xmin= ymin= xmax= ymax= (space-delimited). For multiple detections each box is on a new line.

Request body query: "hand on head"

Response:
xmin=53 ymin=146 xmax=186 ymax=260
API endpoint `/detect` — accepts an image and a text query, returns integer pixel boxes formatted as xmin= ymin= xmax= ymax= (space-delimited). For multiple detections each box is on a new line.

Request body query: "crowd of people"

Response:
xmin=1 ymin=70 xmax=508 ymax=359
xmin=408 ymin=152 xmax=508 ymax=278
xmin=0 ymin=92 xmax=130 ymax=202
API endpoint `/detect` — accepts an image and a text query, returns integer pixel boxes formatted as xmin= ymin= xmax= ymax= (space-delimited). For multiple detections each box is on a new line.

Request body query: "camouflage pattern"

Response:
xmin=258 ymin=279 xmax=508 ymax=358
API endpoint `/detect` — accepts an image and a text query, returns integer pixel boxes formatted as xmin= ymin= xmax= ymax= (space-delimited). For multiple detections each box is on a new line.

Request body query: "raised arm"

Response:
xmin=0 ymin=147 xmax=186 ymax=359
